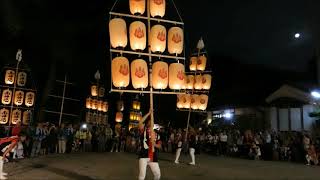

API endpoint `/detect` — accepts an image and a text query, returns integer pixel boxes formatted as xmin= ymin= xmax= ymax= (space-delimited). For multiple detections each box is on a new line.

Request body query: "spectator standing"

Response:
xmin=40 ymin=123 xmax=49 ymax=155
xmin=57 ymin=123 xmax=68 ymax=154
xmin=31 ymin=123 xmax=45 ymax=157
xmin=219 ymin=132 xmax=228 ymax=156
xmin=48 ymin=124 xmax=58 ymax=154
xmin=105 ymin=124 xmax=113 ymax=152
xmin=66 ymin=124 xmax=74 ymax=153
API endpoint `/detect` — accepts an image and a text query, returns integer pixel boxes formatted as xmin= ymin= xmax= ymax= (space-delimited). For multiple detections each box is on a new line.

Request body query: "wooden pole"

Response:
xmin=58 ymin=75 xmax=67 ymax=126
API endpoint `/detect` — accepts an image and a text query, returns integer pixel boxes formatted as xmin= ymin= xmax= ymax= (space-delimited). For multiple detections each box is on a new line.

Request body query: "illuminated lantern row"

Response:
xmin=169 ymin=63 xmax=185 ymax=90
xmin=150 ymin=0 xmax=166 ymax=18
xmin=152 ymin=61 xmax=168 ymax=89
xmin=11 ymin=109 xmax=21 ymax=125
xmin=132 ymin=101 xmax=141 ymax=110
xmin=150 ymin=25 xmax=167 ymax=53
xmin=112 ymin=56 xmax=130 ymax=88
xmin=129 ymin=0 xmax=146 ymax=15
xmin=115 ymin=112 xmax=123 ymax=123
xmin=177 ymin=94 xmax=208 ymax=110
xmin=189 ymin=55 xmax=207 ymax=71
xmin=168 ymin=27 xmax=184 ymax=55
xmin=193 ymin=74 xmax=212 ymax=90
xmin=131 ymin=59 xmax=148 ymax=89
xmin=17 ymin=72 xmax=27 ymax=86
xmin=130 ymin=112 xmax=142 ymax=121
xmin=86 ymin=112 xmax=107 ymax=124
xmin=14 ymin=91 xmax=24 ymax=106
xmin=2 ymin=90 xmax=34 ymax=107
xmin=109 ymin=18 xmax=128 ymax=49
xmin=5 ymin=70 xmax=15 ymax=85
xmin=86 ymin=98 xmax=108 ymax=112
xmin=2 ymin=89 xmax=12 ymax=105
xmin=0 ymin=108 xmax=9 ymax=124
xmin=130 ymin=21 xmax=146 ymax=51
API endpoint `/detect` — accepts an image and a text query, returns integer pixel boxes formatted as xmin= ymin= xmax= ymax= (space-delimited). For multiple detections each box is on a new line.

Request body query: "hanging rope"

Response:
xmin=170 ymin=0 xmax=184 ymax=23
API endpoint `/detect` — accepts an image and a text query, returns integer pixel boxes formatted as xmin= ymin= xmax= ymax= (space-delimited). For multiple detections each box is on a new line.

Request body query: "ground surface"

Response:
xmin=4 ymin=152 xmax=320 ymax=180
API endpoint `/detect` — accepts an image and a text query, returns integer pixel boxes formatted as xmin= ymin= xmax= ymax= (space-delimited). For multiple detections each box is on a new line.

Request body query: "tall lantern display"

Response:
xmin=130 ymin=21 xmax=147 ymax=51
xmin=17 ymin=72 xmax=27 ymax=86
xmin=150 ymin=0 xmax=166 ymax=18
xmin=152 ymin=61 xmax=168 ymax=89
xmin=129 ymin=0 xmax=146 ymax=15
xmin=2 ymin=89 xmax=12 ymax=105
xmin=169 ymin=63 xmax=185 ymax=90
xmin=109 ymin=18 xmax=128 ymax=48
xmin=112 ymin=57 xmax=130 ymax=88
xmin=14 ymin=91 xmax=24 ymax=106
xmin=168 ymin=27 xmax=184 ymax=55
xmin=0 ymin=108 xmax=9 ymax=124
xmin=5 ymin=70 xmax=15 ymax=85
xmin=150 ymin=25 xmax=166 ymax=53
xmin=131 ymin=59 xmax=148 ymax=89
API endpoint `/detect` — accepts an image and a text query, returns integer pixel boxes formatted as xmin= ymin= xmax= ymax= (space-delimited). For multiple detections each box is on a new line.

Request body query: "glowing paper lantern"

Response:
xmin=86 ymin=98 xmax=91 ymax=109
xmin=168 ymin=27 xmax=183 ymax=55
xmin=0 ymin=108 xmax=9 ymax=124
xmin=199 ymin=94 xmax=209 ymax=110
xmin=189 ymin=57 xmax=197 ymax=71
xmin=186 ymin=75 xmax=195 ymax=90
xmin=150 ymin=25 xmax=166 ymax=53
xmin=91 ymin=99 xmax=98 ymax=110
xmin=131 ymin=59 xmax=148 ymax=89
xmin=183 ymin=94 xmax=191 ymax=109
xmin=14 ymin=91 xmax=24 ymax=106
xmin=2 ymin=89 xmax=12 ymax=105
xmin=169 ymin=63 xmax=185 ymax=90
xmin=11 ymin=109 xmax=21 ymax=125
xmin=109 ymin=18 xmax=128 ymax=48
xmin=17 ymin=72 xmax=27 ymax=86
xmin=25 ymin=92 xmax=35 ymax=107
xmin=98 ymin=87 xmax=105 ymax=98
xmin=129 ymin=21 xmax=146 ymax=51
xmin=202 ymin=74 xmax=212 ymax=90
xmin=98 ymin=100 xmax=103 ymax=111
xmin=91 ymin=85 xmax=98 ymax=96
xmin=191 ymin=94 xmax=200 ymax=110
xmin=197 ymin=55 xmax=207 ymax=71
xmin=102 ymin=102 xmax=108 ymax=112
xmin=132 ymin=101 xmax=141 ymax=110
xmin=129 ymin=0 xmax=145 ymax=15
xmin=194 ymin=75 xmax=203 ymax=90
xmin=112 ymin=57 xmax=130 ymax=88
xmin=176 ymin=95 xmax=184 ymax=109
xmin=130 ymin=112 xmax=135 ymax=121
xmin=5 ymin=70 xmax=15 ymax=85
xmin=150 ymin=0 xmax=166 ymax=18
xmin=22 ymin=111 xmax=32 ymax=125
xmin=115 ymin=112 xmax=123 ymax=123
xmin=117 ymin=101 xmax=124 ymax=111
xmin=152 ymin=61 xmax=168 ymax=89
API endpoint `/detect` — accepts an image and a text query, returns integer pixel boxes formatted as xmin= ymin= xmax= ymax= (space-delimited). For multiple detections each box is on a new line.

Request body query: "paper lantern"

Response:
xmin=132 ymin=101 xmax=141 ymax=110
xmin=150 ymin=25 xmax=166 ymax=53
xmin=86 ymin=98 xmax=92 ymax=109
xmin=99 ymin=87 xmax=105 ymax=98
xmin=183 ymin=94 xmax=191 ymax=109
xmin=23 ymin=111 xmax=32 ymax=125
xmin=109 ymin=18 xmax=128 ymax=48
xmin=129 ymin=21 xmax=146 ymax=51
xmin=199 ymin=94 xmax=209 ymax=110
xmin=152 ymin=61 xmax=168 ymax=89
xmin=129 ymin=0 xmax=145 ymax=15
xmin=5 ymin=70 xmax=15 ymax=85
xmin=91 ymin=85 xmax=98 ymax=96
xmin=189 ymin=57 xmax=197 ymax=71
xmin=86 ymin=112 xmax=92 ymax=123
xmin=11 ymin=109 xmax=21 ymax=125
xmin=117 ymin=101 xmax=124 ymax=111
xmin=197 ymin=55 xmax=207 ymax=71
xmin=17 ymin=72 xmax=27 ymax=86
xmin=176 ymin=95 xmax=184 ymax=109
xmin=150 ymin=0 xmax=166 ymax=18
xmin=169 ymin=63 xmax=185 ymax=90
xmin=194 ymin=75 xmax=203 ymax=90
xmin=136 ymin=113 xmax=142 ymax=121
xmin=191 ymin=95 xmax=200 ymax=110
xmin=0 ymin=108 xmax=9 ymax=124
xmin=91 ymin=99 xmax=98 ymax=110
xmin=168 ymin=27 xmax=183 ymax=55
xmin=102 ymin=102 xmax=108 ymax=112
xmin=97 ymin=100 xmax=103 ymax=111
xmin=186 ymin=75 xmax=195 ymax=90
xmin=112 ymin=57 xmax=130 ymax=88
xmin=115 ymin=112 xmax=123 ymax=123
xmin=14 ymin=91 xmax=24 ymax=106
xmin=130 ymin=112 xmax=135 ymax=121
xmin=2 ymin=89 xmax=12 ymax=105
xmin=131 ymin=59 xmax=148 ymax=89
xmin=25 ymin=92 xmax=35 ymax=107
xmin=202 ymin=74 xmax=212 ymax=90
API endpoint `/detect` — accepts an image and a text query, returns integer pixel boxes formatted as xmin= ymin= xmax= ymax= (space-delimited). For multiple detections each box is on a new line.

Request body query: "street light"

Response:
xmin=294 ymin=33 xmax=301 ymax=39
xmin=311 ymin=91 xmax=320 ymax=99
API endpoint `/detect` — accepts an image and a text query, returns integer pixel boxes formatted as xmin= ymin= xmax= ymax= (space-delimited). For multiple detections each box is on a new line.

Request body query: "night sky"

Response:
xmin=1 ymin=0 xmax=320 ymax=126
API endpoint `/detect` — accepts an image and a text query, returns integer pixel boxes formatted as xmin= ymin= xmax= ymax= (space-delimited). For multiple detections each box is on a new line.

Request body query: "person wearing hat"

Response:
xmin=138 ymin=109 xmax=161 ymax=180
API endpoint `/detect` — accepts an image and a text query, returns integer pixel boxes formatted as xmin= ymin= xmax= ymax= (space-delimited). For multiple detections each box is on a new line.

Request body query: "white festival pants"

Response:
xmin=138 ymin=158 xmax=161 ymax=180
xmin=189 ymin=148 xmax=195 ymax=164
xmin=175 ymin=148 xmax=182 ymax=163
xmin=58 ymin=140 xmax=66 ymax=154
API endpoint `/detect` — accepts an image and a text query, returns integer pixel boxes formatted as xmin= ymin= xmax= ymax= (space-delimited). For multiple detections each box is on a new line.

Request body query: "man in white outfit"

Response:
xmin=138 ymin=109 xmax=161 ymax=180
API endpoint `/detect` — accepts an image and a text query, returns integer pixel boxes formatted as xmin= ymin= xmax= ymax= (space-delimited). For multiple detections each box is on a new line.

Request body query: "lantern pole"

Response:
xmin=8 ymin=49 xmax=22 ymax=135
xmin=58 ymin=75 xmax=67 ymax=126
xmin=147 ymin=0 xmax=155 ymax=152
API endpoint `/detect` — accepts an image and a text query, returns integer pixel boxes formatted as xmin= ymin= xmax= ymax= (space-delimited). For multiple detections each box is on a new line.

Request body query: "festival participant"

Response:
xmin=188 ymin=128 xmax=197 ymax=165
xmin=174 ymin=129 xmax=183 ymax=164
xmin=0 ymin=134 xmax=26 ymax=179
xmin=138 ymin=109 xmax=161 ymax=180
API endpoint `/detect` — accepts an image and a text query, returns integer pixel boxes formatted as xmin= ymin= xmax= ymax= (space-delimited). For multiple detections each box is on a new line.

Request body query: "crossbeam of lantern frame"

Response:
xmin=109 ymin=0 xmax=186 ymax=153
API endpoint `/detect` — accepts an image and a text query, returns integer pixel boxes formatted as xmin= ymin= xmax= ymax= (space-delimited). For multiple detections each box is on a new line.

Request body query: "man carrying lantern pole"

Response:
xmin=138 ymin=108 xmax=161 ymax=180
